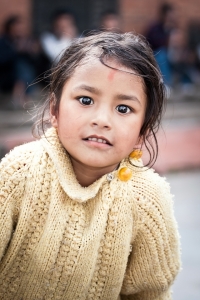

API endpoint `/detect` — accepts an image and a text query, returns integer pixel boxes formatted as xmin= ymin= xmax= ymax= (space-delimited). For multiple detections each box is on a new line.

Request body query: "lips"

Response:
xmin=83 ymin=135 xmax=112 ymax=146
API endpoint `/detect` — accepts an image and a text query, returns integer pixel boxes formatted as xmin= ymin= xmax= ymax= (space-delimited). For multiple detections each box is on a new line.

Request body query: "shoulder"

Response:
xmin=0 ymin=140 xmax=43 ymax=212
xmin=132 ymin=166 xmax=170 ymax=196
xmin=0 ymin=139 xmax=48 ymax=204
xmin=118 ymin=158 xmax=171 ymax=206
xmin=0 ymin=140 xmax=43 ymax=178
xmin=129 ymin=166 xmax=173 ymax=217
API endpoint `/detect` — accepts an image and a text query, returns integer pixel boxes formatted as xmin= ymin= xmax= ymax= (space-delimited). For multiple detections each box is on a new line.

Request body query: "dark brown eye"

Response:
xmin=79 ymin=97 xmax=94 ymax=105
xmin=116 ymin=105 xmax=131 ymax=114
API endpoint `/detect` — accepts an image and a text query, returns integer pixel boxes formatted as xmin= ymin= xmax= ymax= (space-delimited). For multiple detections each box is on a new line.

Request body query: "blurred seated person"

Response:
xmin=145 ymin=3 xmax=177 ymax=86
xmin=168 ymin=28 xmax=200 ymax=88
xmin=0 ymin=16 xmax=18 ymax=94
xmin=99 ymin=10 xmax=121 ymax=33
xmin=41 ymin=9 xmax=78 ymax=63
xmin=0 ymin=15 xmax=47 ymax=108
xmin=187 ymin=20 xmax=200 ymax=74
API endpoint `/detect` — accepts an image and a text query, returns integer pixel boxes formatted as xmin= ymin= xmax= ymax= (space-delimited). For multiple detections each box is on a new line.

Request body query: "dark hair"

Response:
xmin=33 ymin=31 xmax=166 ymax=167
xmin=3 ymin=15 xmax=22 ymax=35
xmin=100 ymin=9 xmax=119 ymax=19
xmin=160 ymin=3 xmax=174 ymax=18
xmin=51 ymin=8 xmax=76 ymax=24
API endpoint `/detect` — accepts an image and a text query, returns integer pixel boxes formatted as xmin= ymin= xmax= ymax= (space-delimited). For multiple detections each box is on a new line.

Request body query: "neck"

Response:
xmin=70 ymin=158 xmax=119 ymax=187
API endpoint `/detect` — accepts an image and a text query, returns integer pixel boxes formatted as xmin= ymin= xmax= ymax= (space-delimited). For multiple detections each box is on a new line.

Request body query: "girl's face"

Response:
xmin=51 ymin=59 xmax=146 ymax=178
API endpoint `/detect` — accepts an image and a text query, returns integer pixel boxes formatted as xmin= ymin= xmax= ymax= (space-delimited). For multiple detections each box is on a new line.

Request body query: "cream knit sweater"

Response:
xmin=0 ymin=128 xmax=180 ymax=300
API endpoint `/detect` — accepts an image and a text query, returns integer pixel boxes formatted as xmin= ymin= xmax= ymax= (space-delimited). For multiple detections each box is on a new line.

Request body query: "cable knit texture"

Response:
xmin=0 ymin=127 xmax=180 ymax=300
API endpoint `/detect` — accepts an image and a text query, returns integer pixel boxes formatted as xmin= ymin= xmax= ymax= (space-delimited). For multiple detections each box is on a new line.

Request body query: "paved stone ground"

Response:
xmin=141 ymin=100 xmax=200 ymax=173
xmin=166 ymin=170 xmax=200 ymax=300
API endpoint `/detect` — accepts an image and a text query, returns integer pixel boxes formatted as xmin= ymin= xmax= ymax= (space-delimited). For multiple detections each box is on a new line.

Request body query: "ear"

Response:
xmin=50 ymin=95 xmax=58 ymax=128
xmin=136 ymin=135 xmax=144 ymax=147
xmin=50 ymin=114 xmax=58 ymax=128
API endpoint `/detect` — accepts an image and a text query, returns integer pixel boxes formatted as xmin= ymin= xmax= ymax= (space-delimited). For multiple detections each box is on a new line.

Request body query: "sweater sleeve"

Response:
xmin=0 ymin=144 xmax=33 ymax=261
xmin=120 ymin=175 xmax=181 ymax=300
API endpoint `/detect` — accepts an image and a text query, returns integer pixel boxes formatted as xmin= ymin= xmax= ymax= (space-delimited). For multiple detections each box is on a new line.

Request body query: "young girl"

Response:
xmin=0 ymin=31 xmax=180 ymax=299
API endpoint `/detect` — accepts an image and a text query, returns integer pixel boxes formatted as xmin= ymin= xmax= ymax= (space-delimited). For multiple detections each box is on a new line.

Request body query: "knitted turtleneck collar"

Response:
xmin=41 ymin=127 xmax=119 ymax=203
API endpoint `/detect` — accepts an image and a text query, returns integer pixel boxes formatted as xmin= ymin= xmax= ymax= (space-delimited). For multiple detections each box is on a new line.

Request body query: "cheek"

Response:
xmin=117 ymin=133 xmax=134 ymax=150
xmin=58 ymin=109 xmax=85 ymax=135
xmin=117 ymin=126 xmax=141 ymax=149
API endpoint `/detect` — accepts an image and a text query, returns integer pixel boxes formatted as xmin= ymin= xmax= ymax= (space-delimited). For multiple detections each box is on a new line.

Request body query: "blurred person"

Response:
xmin=0 ymin=16 xmax=18 ymax=94
xmin=99 ymin=10 xmax=121 ymax=33
xmin=145 ymin=3 xmax=177 ymax=86
xmin=40 ymin=9 xmax=78 ymax=63
xmin=187 ymin=20 xmax=200 ymax=73
xmin=168 ymin=28 xmax=200 ymax=89
xmin=0 ymin=15 xmax=46 ymax=108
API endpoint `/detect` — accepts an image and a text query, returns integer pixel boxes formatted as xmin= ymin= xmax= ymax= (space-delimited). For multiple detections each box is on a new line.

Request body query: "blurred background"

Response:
xmin=0 ymin=0 xmax=200 ymax=299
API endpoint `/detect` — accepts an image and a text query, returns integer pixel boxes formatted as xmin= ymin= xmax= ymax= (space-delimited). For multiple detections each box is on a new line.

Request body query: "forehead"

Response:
xmin=73 ymin=57 xmax=143 ymax=83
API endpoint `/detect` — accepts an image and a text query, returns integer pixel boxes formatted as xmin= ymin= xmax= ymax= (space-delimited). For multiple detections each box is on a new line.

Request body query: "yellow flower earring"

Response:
xmin=129 ymin=149 xmax=142 ymax=160
xmin=117 ymin=149 xmax=142 ymax=182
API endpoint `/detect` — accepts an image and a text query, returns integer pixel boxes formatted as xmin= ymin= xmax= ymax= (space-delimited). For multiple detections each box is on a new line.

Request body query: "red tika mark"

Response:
xmin=107 ymin=70 xmax=116 ymax=81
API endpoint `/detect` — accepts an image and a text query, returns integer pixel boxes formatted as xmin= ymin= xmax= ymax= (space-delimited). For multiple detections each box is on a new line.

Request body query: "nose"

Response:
xmin=90 ymin=109 xmax=111 ymax=130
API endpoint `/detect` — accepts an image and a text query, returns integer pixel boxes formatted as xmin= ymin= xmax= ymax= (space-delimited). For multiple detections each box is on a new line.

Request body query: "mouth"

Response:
xmin=83 ymin=135 xmax=112 ymax=146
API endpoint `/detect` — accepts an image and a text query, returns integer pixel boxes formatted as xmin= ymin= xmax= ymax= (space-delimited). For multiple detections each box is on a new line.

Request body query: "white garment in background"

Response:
xmin=41 ymin=32 xmax=73 ymax=62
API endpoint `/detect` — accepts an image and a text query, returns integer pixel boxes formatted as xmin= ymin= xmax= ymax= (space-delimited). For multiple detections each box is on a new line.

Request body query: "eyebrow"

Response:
xmin=73 ymin=84 xmax=141 ymax=105
xmin=73 ymin=84 xmax=101 ymax=95
xmin=115 ymin=93 xmax=141 ymax=105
